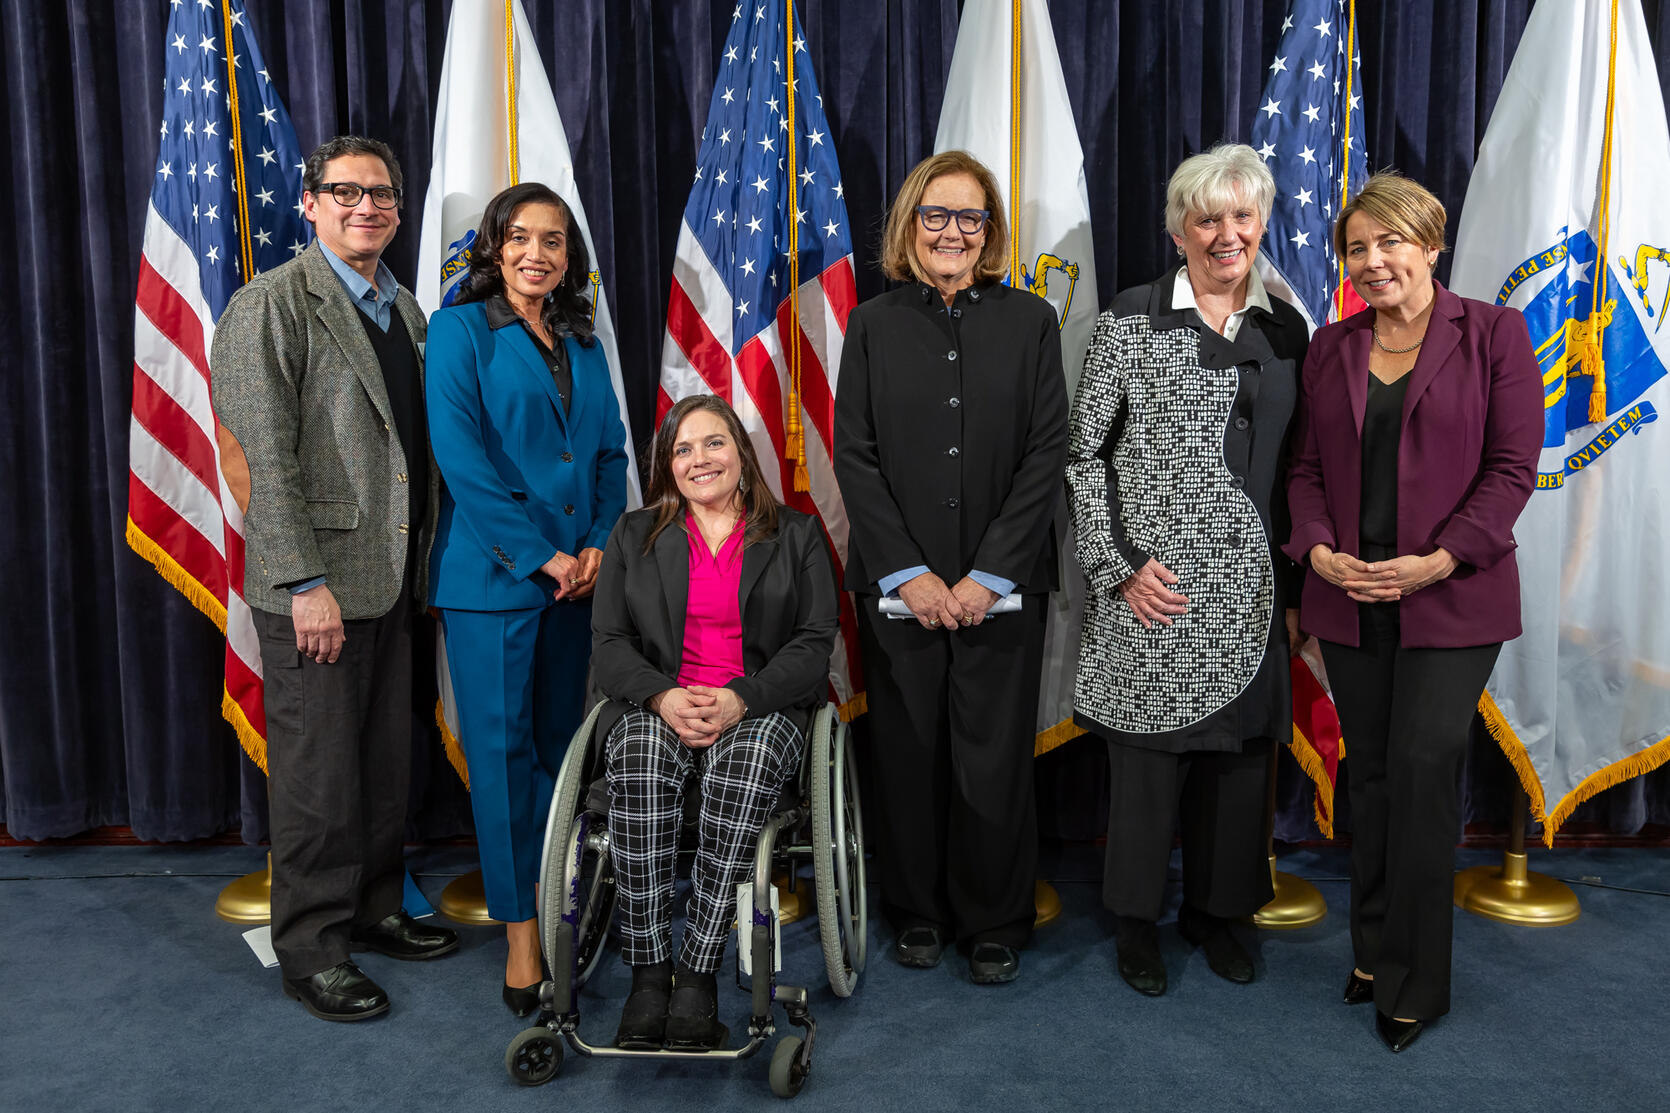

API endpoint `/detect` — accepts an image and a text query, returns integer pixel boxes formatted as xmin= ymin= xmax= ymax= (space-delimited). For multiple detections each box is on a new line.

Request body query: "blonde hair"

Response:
xmin=1164 ymin=143 xmax=1275 ymax=238
xmin=880 ymin=150 xmax=1010 ymax=285
xmin=1334 ymin=171 xmax=1448 ymax=258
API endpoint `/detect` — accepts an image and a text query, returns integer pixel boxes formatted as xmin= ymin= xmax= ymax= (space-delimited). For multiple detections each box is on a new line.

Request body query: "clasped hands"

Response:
xmin=897 ymin=571 xmax=1000 ymax=631
xmin=648 ymin=685 xmax=747 ymax=748
xmin=539 ymin=546 xmax=603 ymax=601
xmin=1308 ymin=544 xmax=1456 ymax=603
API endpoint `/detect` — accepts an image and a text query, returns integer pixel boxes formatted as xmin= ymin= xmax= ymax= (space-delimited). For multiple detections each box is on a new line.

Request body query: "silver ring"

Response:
xmin=930 ymin=619 xmax=941 ymax=627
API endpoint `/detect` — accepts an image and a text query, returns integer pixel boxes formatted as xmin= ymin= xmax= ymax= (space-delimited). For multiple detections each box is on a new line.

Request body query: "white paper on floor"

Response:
xmin=243 ymin=925 xmax=280 ymax=968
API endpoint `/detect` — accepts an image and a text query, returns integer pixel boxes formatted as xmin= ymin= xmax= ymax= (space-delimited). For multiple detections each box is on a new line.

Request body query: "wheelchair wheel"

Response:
xmin=540 ymin=701 xmax=609 ymax=997
xmin=505 ymin=1026 xmax=562 ymax=1086
xmin=768 ymin=1035 xmax=808 ymax=1098
xmin=568 ymin=818 xmax=617 ymax=988
xmin=811 ymin=713 xmax=867 ymax=997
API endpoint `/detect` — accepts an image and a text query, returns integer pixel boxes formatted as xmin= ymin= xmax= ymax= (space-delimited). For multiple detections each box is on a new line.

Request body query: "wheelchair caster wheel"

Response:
xmin=505 ymin=1026 xmax=562 ymax=1086
xmin=769 ymin=1035 xmax=808 ymax=1098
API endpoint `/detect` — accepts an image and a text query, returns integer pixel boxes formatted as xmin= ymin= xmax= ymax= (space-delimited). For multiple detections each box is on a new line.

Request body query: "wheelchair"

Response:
xmin=504 ymin=699 xmax=867 ymax=1098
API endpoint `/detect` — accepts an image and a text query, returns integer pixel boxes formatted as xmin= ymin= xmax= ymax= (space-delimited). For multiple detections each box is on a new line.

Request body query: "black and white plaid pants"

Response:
xmin=605 ymin=707 xmax=804 ymax=972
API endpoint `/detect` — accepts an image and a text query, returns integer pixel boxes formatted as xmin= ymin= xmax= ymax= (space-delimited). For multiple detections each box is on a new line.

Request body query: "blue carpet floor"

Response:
xmin=3 ymin=843 xmax=1666 ymax=1112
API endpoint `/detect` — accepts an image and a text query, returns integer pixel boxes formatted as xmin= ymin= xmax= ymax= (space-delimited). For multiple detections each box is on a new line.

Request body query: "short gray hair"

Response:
xmin=1163 ymin=143 xmax=1275 ymax=238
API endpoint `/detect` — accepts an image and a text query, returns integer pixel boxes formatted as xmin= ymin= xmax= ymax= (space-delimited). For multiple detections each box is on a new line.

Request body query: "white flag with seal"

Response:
xmin=1449 ymin=0 xmax=1670 ymax=842
xmin=934 ymin=0 xmax=1100 ymax=755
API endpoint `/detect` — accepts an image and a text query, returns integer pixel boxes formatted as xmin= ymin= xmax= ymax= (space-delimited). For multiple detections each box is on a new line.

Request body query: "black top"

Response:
xmin=354 ymin=307 xmax=428 ymax=588
xmin=485 ymin=294 xmax=572 ymax=413
xmin=1359 ymin=373 xmax=1408 ymax=554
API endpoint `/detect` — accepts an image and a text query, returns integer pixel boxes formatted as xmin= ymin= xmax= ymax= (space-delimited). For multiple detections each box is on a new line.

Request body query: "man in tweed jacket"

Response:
xmin=211 ymin=136 xmax=455 ymax=1022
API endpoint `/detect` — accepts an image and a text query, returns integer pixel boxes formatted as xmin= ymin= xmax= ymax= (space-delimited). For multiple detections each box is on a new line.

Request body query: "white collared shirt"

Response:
xmin=1171 ymin=264 xmax=1272 ymax=343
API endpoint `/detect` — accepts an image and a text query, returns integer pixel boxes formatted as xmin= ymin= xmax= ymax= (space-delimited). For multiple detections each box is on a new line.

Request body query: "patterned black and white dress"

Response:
xmin=1066 ymin=268 xmax=1308 ymax=752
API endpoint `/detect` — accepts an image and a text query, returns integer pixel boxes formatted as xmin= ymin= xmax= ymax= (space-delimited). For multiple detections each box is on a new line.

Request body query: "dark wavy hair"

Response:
xmin=454 ymin=182 xmax=596 ymax=345
xmin=642 ymin=394 xmax=780 ymax=554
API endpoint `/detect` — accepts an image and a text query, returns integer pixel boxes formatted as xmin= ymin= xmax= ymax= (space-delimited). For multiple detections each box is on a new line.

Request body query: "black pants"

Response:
xmin=1321 ymin=603 xmax=1500 ymax=1021
xmin=254 ymin=602 xmax=413 ymax=980
xmin=1101 ymin=739 xmax=1274 ymax=923
xmin=858 ymin=594 xmax=1047 ymax=947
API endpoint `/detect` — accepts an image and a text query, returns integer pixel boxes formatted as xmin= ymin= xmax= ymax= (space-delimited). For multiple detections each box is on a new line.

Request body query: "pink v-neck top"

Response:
xmin=676 ymin=513 xmax=746 ymax=688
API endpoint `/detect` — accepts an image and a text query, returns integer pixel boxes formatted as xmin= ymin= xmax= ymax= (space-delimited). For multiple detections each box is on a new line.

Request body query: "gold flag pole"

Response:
xmin=1252 ymin=743 xmax=1326 ymax=928
xmin=1453 ymin=776 xmax=1580 ymax=926
xmin=217 ymin=852 xmax=274 ymax=923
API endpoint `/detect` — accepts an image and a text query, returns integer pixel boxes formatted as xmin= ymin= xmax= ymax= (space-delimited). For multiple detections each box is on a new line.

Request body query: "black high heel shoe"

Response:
xmin=1343 ymin=970 xmax=1374 ymax=1005
xmin=1376 ymin=1010 xmax=1425 ymax=1053
xmin=503 ymin=980 xmax=541 ymax=1017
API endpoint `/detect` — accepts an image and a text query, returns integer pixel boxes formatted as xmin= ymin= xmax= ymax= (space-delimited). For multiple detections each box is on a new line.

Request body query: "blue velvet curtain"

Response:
xmin=2 ymin=0 xmax=1666 ymax=843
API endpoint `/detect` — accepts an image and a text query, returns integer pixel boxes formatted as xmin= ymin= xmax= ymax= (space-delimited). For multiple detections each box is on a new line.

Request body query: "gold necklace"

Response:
xmin=1372 ymin=321 xmax=1424 ymax=354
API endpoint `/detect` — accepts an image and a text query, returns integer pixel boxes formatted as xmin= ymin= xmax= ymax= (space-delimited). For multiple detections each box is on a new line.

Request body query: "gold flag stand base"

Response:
xmin=1034 ymin=880 xmax=1061 ymax=928
xmin=439 ymin=869 xmax=500 ymax=926
xmin=1454 ymin=780 xmax=1579 ymax=926
xmin=1252 ymin=855 xmax=1327 ymax=929
xmin=215 ymin=852 xmax=273 ymax=924
xmin=774 ymin=871 xmax=807 ymax=925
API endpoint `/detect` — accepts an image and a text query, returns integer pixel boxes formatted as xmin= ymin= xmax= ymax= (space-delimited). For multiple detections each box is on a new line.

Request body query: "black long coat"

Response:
xmin=833 ymin=280 xmax=1069 ymax=595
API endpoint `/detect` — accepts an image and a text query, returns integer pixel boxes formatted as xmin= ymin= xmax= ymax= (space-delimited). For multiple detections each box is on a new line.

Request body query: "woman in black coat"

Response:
xmin=592 ymin=394 xmax=838 ymax=1051
xmin=833 ymin=149 xmax=1068 ymax=986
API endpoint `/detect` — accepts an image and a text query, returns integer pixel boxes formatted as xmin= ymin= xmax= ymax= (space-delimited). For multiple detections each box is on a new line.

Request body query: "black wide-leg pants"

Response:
xmin=1101 ymin=738 xmax=1274 ymax=923
xmin=254 ymin=601 xmax=412 ymax=980
xmin=1321 ymin=603 xmax=1500 ymax=1021
xmin=858 ymin=594 xmax=1047 ymax=948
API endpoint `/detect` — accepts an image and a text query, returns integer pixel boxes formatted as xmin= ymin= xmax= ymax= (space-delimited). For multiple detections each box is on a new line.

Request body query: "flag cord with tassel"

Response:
xmin=1007 ymin=0 xmax=1022 ymax=287
xmin=220 ymin=2 xmax=254 ymax=283
xmin=1582 ymin=0 xmax=1621 ymax=423
xmin=1336 ymin=0 xmax=1357 ymax=319
xmin=784 ymin=0 xmax=808 ymax=491
xmin=505 ymin=0 xmax=521 ymax=184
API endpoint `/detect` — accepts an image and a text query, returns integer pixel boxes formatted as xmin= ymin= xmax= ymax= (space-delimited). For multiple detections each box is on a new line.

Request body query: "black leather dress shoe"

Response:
xmin=504 ymin=981 xmax=542 ymax=1018
xmin=614 ymin=961 xmax=672 ymax=1050
xmin=283 ymin=960 xmax=389 ymax=1022
xmin=1115 ymin=923 xmax=1168 ymax=998
xmin=1178 ymin=911 xmax=1255 ymax=985
xmin=665 ymin=967 xmax=728 ymax=1051
xmin=968 ymin=942 xmax=1020 ymax=985
xmin=1376 ymin=1010 xmax=1425 ymax=1053
xmin=1343 ymin=970 xmax=1374 ymax=1005
xmin=892 ymin=925 xmax=945 ymax=969
xmin=349 ymin=911 xmax=459 ymax=961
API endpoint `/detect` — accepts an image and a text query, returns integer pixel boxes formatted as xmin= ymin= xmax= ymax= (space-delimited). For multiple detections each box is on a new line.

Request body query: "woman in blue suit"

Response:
xmin=426 ymin=182 xmax=628 ymax=1014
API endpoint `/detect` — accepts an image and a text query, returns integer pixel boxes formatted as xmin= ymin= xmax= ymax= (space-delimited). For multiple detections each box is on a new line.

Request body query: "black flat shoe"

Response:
xmin=503 ymin=980 xmax=542 ymax=1018
xmin=282 ymin=960 xmax=389 ymax=1022
xmin=349 ymin=910 xmax=459 ymax=961
xmin=614 ymin=961 xmax=672 ymax=1050
xmin=1376 ymin=1010 xmax=1425 ymax=1053
xmin=1178 ymin=910 xmax=1255 ymax=985
xmin=664 ymin=966 xmax=728 ymax=1051
xmin=892 ymin=925 xmax=945 ymax=969
xmin=1343 ymin=970 xmax=1374 ymax=1005
xmin=1115 ymin=919 xmax=1167 ymax=997
xmin=968 ymin=942 xmax=1020 ymax=985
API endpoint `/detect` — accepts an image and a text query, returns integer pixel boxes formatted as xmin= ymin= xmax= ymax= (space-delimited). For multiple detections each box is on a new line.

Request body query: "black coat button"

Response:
xmin=947 ymin=350 xmax=958 ymax=361
xmin=1227 ymin=534 xmax=1242 ymax=548
xmin=1233 ymin=416 xmax=1250 ymax=430
xmin=1229 ymin=475 xmax=1245 ymax=489
xmin=561 ymin=452 xmax=574 ymax=463
xmin=952 ymin=308 xmax=963 ymax=319
xmin=948 ymin=397 xmax=961 ymax=408
xmin=968 ymin=288 xmax=982 ymax=302
xmin=564 ymin=504 xmax=576 ymax=514
xmin=948 ymin=447 xmax=960 ymax=457
xmin=946 ymin=497 xmax=960 ymax=508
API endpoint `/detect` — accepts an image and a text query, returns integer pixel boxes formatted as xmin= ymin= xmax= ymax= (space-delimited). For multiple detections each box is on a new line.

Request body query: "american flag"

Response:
xmin=126 ymin=0 xmax=309 ymax=771
xmin=1251 ymin=0 xmax=1369 ymax=331
xmin=658 ymin=2 xmax=861 ymax=710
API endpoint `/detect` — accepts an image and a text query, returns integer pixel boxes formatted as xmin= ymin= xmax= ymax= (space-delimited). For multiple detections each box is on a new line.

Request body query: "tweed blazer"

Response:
xmin=210 ymin=242 xmax=439 ymax=619
xmin=1066 ymin=273 xmax=1307 ymax=737
xmin=590 ymin=507 xmax=839 ymax=743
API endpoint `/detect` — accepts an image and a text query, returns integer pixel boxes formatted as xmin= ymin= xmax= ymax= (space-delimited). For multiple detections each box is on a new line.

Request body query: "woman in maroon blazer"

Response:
xmin=1284 ymin=173 xmax=1542 ymax=1053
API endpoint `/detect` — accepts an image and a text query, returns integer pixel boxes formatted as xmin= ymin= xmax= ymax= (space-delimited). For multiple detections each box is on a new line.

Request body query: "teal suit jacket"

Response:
xmin=425 ymin=300 xmax=628 ymax=611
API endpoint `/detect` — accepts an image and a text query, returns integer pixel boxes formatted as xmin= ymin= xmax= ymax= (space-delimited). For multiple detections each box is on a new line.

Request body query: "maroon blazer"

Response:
xmin=1282 ymin=281 xmax=1543 ymax=648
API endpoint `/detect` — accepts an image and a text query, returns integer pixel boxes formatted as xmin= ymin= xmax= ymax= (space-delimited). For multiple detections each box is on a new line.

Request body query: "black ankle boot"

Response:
xmin=614 ymin=960 xmax=672 ymax=1050
xmin=664 ymin=965 xmax=728 ymax=1050
xmin=1114 ymin=916 xmax=1167 ymax=997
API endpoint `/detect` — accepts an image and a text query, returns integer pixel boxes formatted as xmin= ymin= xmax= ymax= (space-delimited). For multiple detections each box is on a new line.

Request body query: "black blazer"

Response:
xmin=833 ymin=280 xmax=1069 ymax=593
xmin=591 ymin=505 xmax=839 ymax=741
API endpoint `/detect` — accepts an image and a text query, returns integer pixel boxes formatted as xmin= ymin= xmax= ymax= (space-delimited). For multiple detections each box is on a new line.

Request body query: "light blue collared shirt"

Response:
xmin=317 ymin=240 xmax=400 ymax=333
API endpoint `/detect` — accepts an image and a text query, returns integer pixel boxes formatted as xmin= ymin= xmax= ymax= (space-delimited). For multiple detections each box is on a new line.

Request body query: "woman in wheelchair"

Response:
xmin=591 ymin=394 xmax=839 ymax=1051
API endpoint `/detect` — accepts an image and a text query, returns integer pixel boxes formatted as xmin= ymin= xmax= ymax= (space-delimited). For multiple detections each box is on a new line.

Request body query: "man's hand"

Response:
xmin=292 ymin=583 xmax=345 ymax=664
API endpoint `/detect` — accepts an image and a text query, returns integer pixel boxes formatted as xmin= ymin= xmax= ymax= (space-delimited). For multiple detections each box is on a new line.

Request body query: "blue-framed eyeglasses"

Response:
xmin=916 ymin=206 xmax=990 ymax=234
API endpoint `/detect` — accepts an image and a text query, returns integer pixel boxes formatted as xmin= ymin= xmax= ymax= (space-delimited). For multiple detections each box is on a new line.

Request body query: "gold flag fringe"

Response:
xmin=837 ymin=691 xmax=868 ymax=722
xmin=1033 ymin=717 xmax=1087 ymax=758
xmin=434 ymin=698 xmax=471 ymax=790
xmin=1478 ymin=688 xmax=1670 ymax=847
xmin=1285 ymin=726 xmax=1337 ymax=840
xmin=221 ymin=688 xmax=268 ymax=774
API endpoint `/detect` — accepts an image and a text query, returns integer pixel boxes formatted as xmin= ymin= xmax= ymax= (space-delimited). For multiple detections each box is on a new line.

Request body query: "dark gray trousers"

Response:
xmin=253 ymin=602 xmax=412 ymax=980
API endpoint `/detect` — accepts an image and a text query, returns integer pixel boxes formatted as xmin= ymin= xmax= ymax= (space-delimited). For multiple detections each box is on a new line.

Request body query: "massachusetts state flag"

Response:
xmin=658 ymin=2 xmax=861 ymax=711
xmin=126 ymin=0 xmax=311 ymax=772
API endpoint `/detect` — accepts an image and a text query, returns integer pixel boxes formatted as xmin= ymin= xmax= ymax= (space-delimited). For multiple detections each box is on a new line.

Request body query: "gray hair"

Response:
xmin=1163 ymin=143 xmax=1275 ymax=238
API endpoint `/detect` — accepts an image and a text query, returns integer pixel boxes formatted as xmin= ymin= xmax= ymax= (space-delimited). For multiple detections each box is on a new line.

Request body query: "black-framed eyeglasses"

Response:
xmin=916 ymin=205 xmax=990 ymax=234
xmin=313 ymin=181 xmax=403 ymax=209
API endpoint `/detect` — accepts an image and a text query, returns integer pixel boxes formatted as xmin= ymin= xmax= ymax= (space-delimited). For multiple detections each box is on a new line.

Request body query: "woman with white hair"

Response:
xmin=1066 ymin=143 xmax=1308 ymax=997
